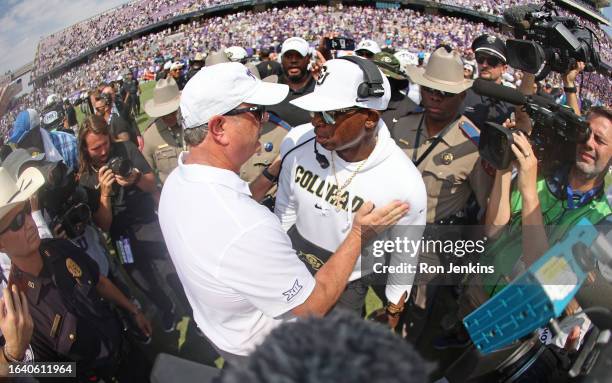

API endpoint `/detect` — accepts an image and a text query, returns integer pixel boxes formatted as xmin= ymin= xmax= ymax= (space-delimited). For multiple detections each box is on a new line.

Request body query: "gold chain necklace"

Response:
xmin=329 ymin=153 xmax=367 ymax=211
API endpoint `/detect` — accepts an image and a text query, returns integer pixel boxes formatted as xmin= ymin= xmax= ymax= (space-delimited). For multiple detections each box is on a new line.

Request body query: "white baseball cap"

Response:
xmin=164 ymin=61 xmax=172 ymax=70
xmin=290 ymin=59 xmax=390 ymax=112
xmin=170 ymin=61 xmax=184 ymax=71
xmin=180 ymin=62 xmax=289 ymax=129
xmin=281 ymin=37 xmax=310 ymax=57
xmin=355 ymin=39 xmax=381 ymax=55
xmin=225 ymin=46 xmax=248 ymax=62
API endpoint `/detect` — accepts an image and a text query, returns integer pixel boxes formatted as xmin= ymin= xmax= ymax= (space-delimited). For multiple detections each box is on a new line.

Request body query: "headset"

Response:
xmin=339 ymin=56 xmax=386 ymax=100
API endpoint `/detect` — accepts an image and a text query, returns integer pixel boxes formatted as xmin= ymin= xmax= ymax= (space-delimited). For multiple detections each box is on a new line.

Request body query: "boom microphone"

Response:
xmin=472 ymin=79 xmax=527 ymax=105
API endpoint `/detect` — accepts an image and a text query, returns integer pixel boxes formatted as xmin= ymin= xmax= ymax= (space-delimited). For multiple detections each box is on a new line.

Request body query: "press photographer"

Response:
xmin=77 ymin=115 xmax=178 ymax=332
xmin=0 ymin=165 xmax=153 ymax=381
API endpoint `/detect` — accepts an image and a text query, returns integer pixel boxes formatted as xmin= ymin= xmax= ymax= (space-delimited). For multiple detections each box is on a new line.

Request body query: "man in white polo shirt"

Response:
xmin=158 ymin=62 xmax=409 ymax=364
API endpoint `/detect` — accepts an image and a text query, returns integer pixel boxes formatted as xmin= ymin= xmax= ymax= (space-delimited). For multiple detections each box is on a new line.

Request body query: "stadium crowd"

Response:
xmin=33 ymin=0 xmax=610 ymax=77
xmin=0 ymin=2 xmax=611 ymax=381
xmin=3 ymin=5 xmax=612 ymax=140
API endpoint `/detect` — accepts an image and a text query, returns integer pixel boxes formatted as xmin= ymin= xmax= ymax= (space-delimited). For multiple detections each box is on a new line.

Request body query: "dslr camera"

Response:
xmin=503 ymin=2 xmax=601 ymax=79
xmin=107 ymin=156 xmax=133 ymax=178
xmin=31 ymin=161 xmax=92 ymax=239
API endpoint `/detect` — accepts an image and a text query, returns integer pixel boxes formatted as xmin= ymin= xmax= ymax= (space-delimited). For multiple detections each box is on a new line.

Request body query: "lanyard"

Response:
xmin=412 ymin=114 xmax=459 ymax=167
xmin=566 ymin=184 xmax=602 ymax=209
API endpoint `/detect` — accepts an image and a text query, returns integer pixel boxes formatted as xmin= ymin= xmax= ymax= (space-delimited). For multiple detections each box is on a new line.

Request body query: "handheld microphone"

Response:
xmin=314 ymin=141 xmax=330 ymax=169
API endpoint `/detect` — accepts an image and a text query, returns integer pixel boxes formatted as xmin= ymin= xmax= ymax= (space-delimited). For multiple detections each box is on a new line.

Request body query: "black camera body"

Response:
xmin=326 ymin=37 xmax=356 ymax=51
xmin=474 ymin=79 xmax=591 ymax=171
xmin=29 ymin=161 xmax=92 ymax=239
xmin=107 ymin=156 xmax=132 ymax=178
xmin=504 ymin=2 xmax=600 ymax=79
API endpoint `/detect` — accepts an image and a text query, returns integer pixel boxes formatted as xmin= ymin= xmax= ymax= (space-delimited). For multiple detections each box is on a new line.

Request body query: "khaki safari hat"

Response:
xmin=144 ymin=77 xmax=181 ymax=118
xmin=405 ymin=47 xmax=473 ymax=94
xmin=0 ymin=166 xmax=45 ymax=223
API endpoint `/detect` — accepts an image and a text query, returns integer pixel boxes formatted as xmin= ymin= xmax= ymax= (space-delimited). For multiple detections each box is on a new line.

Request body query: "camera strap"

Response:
xmin=413 ymin=114 xmax=460 ymax=167
xmin=566 ymin=184 xmax=603 ymax=210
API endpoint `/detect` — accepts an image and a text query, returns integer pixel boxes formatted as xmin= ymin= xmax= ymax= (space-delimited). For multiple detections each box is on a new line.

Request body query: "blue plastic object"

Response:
xmin=464 ymin=219 xmax=598 ymax=354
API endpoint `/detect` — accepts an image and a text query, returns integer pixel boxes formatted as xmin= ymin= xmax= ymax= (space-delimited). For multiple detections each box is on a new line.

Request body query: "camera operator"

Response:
xmin=101 ymin=84 xmax=144 ymax=151
xmin=484 ymin=106 xmax=612 ymax=294
xmin=77 ymin=115 xmax=178 ymax=332
xmin=0 ymin=166 xmax=153 ymax=381
xmin=94 ymin=91 xmax=141 ymax=148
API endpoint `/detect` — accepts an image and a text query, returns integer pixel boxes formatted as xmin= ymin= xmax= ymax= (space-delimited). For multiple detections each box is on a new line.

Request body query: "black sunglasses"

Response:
xmin=0 ymin=203 xmax=30 ymax=235
xmin=422 ymin=86 xmax=457 ymax=98
xmin=224 ymin=105 xmax=267 ymax=123
xmin=475 ymin=54 xmax=504 ymax=67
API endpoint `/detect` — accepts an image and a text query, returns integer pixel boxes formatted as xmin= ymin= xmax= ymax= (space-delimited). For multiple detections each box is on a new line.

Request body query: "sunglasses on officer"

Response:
xmin=224 ymin=105 xmax=268 ymax=123
xmin=421 ymin=86 xmax=457 ymax=98
xmin=0 ymin=203 xmax=31 ymax=235
xmin=475 ymin=54 xmax=504 ymax=67
xmin=309 ymin=107 xmax=361 ymax=125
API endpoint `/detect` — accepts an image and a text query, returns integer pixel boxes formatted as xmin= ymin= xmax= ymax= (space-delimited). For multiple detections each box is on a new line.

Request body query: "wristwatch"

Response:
xmin=262 ymin=166 xmax=278 ymax=183
xmin=563 ymin=86 xmax=577 ymax=94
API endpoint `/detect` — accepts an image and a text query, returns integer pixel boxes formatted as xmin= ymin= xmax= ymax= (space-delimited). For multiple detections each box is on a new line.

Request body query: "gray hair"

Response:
xmin=183 ymin=124 xmax=208 ymax=147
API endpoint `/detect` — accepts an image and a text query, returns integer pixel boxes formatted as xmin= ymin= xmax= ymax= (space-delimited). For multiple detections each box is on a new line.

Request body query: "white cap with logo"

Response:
xmin=180 ymin=62 xmax=289 ymax=129
xmin=290 ymin=59 xmax=390 ymax=112
xmin=280 ymin=37 xmax=310 ymax=57
xmin=355 ymin=39 xmax=381 ymax=55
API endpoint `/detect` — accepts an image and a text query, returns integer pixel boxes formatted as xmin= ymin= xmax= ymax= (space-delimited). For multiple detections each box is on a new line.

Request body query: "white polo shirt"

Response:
xmin=159 ymin=152 xmax=315 ymax=356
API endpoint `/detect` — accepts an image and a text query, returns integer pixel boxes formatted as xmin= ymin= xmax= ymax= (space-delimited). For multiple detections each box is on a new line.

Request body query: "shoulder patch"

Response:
xmin=458 ymin=120 xmax=480 ymax=147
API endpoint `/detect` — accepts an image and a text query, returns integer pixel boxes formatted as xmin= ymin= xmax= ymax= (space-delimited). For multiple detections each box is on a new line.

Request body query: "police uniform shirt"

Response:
xmin=391 ymin=113 xmax=493 ymax=223
xmin=239 ymin=121 xmax=288 ymax=183
xmin=13 ymin=239 xmax=120 ymax=366
xmin=381 ymin=91 xmax=418 ymax=129
xmin=267 ymin=75 xmax=316 ymax=127
xmin=142 ymin=118 xmax=183 ymax=184
xmin=461 ymin=88 xmax=515 ymax=131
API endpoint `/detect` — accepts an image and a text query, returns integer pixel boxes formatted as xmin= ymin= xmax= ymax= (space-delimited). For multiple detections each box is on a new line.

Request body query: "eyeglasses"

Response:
xmin=0 ymin=204 xmax=30 ymax=235
xmin=475 ymin=54 xmax=504 ymax=67
xmin=224 ymin=105 xmax=268 ymax=123
xmin=421 ymin=86 xmax=457 ymax=98
xmin=309 ymin=108 xmax=361 ymax=125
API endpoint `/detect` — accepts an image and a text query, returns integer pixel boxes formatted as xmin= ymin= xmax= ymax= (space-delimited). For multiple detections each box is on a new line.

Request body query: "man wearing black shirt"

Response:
xmin=256 ymin=48 xmax=282 ymax=79
xmin=77 ymin=115 xmax=177 ymax=332
xmin=63 ymin=99 xmax=78 ymax=129
xmin=462 ymin=34 xmax=515 ymax=130
xmin=267 ymin=37 xmax=316 ymax=127
xmin=121 ymin=72 xmax=141 ymax=116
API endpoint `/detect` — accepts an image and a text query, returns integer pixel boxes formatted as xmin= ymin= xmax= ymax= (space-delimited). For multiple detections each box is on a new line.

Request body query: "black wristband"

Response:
xmin=563 ymin=86 xmax=577 ymax=94
xmin=262 ymin=166 xmax=278 ymax=183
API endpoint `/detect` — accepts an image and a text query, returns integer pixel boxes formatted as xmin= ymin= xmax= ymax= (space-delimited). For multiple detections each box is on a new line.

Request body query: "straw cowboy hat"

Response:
xmin=144 ymin=77 xmax=181 ymax=118
xmin=0 ymin=166 xmax=45 ymax=223
xmin=405 ymin=47 xmax=473 ymax=94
